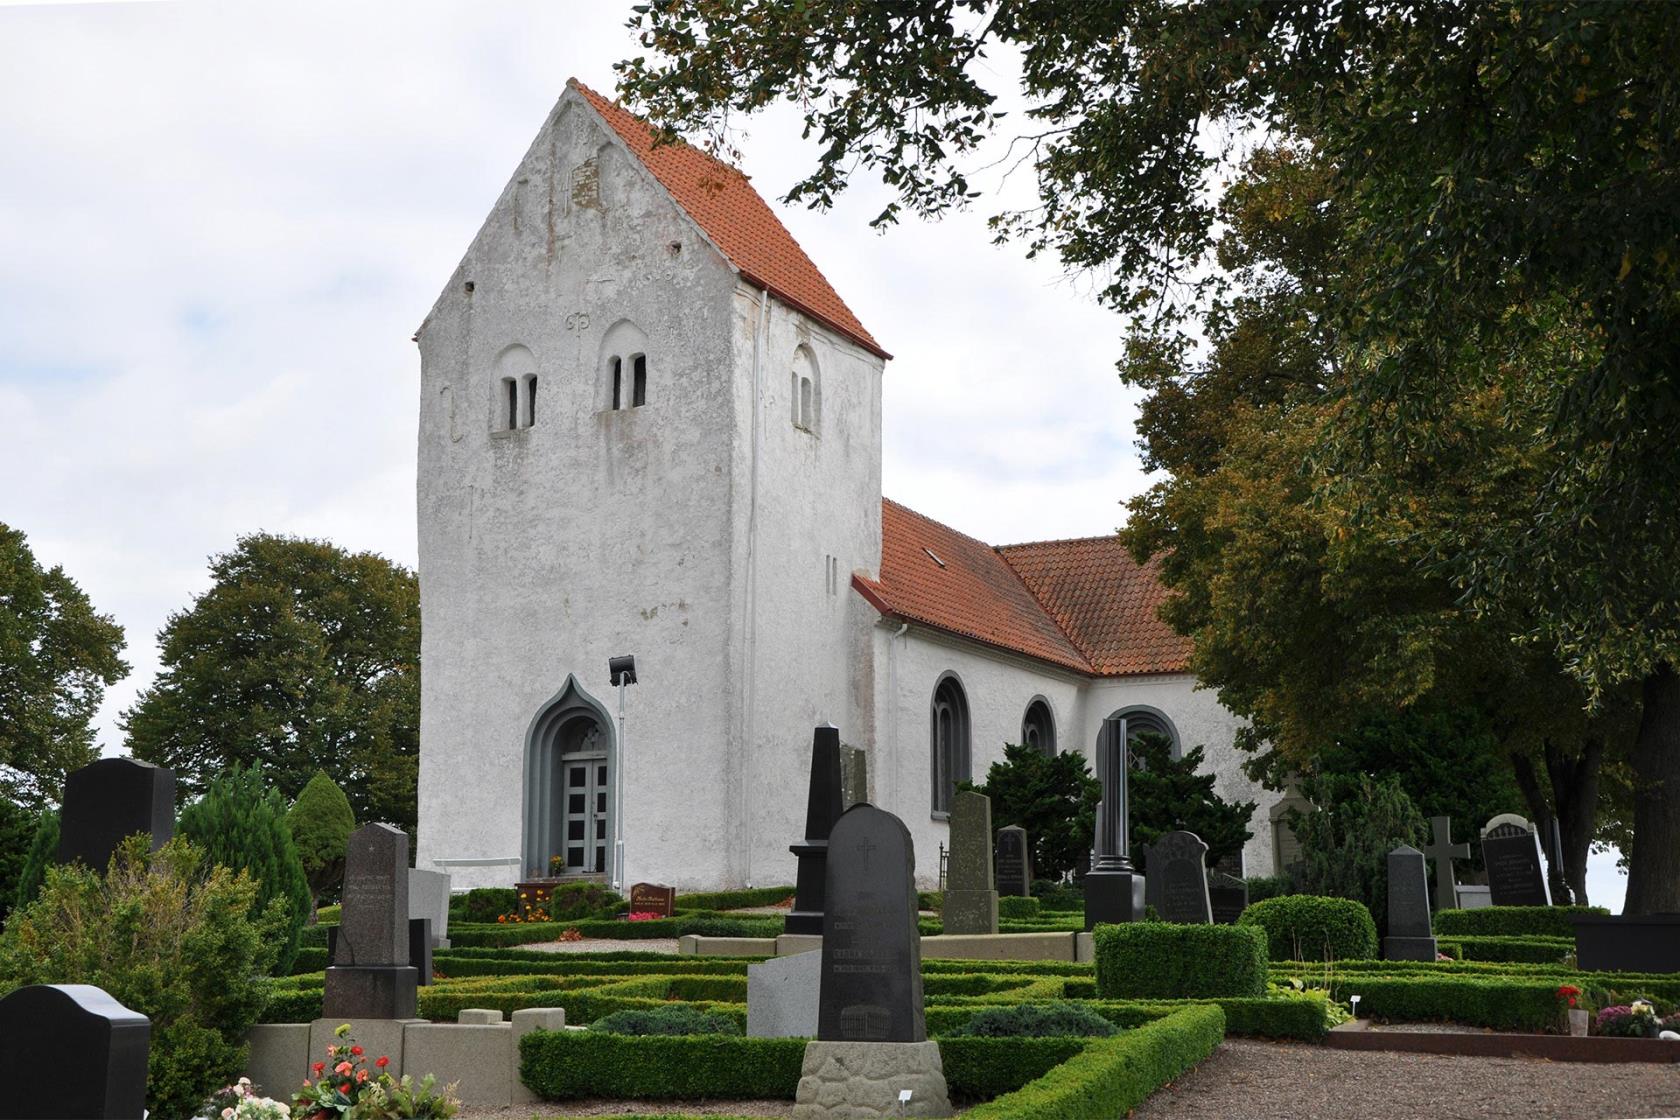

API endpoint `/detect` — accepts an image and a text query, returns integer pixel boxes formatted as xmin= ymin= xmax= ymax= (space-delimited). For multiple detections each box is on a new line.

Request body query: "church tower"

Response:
xmin=415 ymin=81 xmax=887 ymax=890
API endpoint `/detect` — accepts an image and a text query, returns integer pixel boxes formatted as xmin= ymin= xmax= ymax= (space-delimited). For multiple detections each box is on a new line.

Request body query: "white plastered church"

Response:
xmin=414 ymin=81 xmax=1286 ymax=892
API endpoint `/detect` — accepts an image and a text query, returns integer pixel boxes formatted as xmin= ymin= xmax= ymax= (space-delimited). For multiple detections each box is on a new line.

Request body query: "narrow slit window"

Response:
xmin=524 ymin=375 xmax=538 ymax=428
xmin=611 ymin=357 xmax=623 ymax=410
xmin=503 ymin=377 xmax=518 ymax=431
xmin=800 ymin=376 xmax=814 ymax=428
xmin=632 ymin=355 xmax=647 ymax=407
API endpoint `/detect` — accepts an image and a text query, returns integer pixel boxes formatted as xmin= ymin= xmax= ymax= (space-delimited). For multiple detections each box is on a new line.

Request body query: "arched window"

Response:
xmin=791 ymin=345 xmax=819 ymax=432
xmin=930 ymin=674 xmax=971 ymax=816
xmin=494 ymin=344 xmax=537 ymax=431
xmin=600 ymin=320 xmax=650 ymax=411
xmin=1021 ymin=698 xmax=1056 ymax=756
xmin=1099 ymin=706 xmax=1180 ymax=771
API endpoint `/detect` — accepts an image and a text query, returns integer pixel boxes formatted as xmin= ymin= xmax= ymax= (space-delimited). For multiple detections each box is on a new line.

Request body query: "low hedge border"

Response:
xmin=961 ymin=1004 xmax=1225 ymax=1120
xmin=1095 ymin=922 xmax=1267 ymax=998
xmin=1437 ymin=935 xmax=1574 ymax=965
xmin=924 ymin=994 xmax=1325 ymax=1041
xmin=673 ymin=885 xmax=795 ymax=912
xmin=1435 ymin=905 xmax=1608 ymax=939
xmin=996 ymin=897 xmax=1042 ymax=920
xmin=449 ymin=913 xmax=786 ymax=947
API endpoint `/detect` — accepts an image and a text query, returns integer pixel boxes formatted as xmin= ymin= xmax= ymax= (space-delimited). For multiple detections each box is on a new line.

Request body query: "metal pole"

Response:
xmin=614 ymin=679 xmax=626 ymax=891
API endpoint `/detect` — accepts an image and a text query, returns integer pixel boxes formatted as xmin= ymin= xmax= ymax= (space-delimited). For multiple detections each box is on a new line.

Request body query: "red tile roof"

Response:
xmin=853 ymin=500 xmax=1191 ymax=677
xmin=571 ymin=80 xmax=889 ymax=360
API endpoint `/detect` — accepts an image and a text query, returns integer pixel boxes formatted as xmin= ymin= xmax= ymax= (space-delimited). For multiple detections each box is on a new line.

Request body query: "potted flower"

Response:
xmin=1556 ymin=985 xmax=1589 ymax=1037
xmin=1595 ymin=1000 xmax=1662 ymax=1039
xmin=205 ymin=1076 xmax=291 ymax=1119
xmin=292 ymin=1025 xmax=459 ymax=1120
xmin=549 ymin=854 xmax=566 ymax=876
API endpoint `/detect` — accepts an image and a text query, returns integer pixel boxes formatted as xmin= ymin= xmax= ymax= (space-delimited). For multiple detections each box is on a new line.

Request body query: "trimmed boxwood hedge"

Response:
xmin=1238 ymin=895 xmax=1377 ymax=962
xmin=1434 ymin=905 xmax=1608 ymax=939
xmin=673 ymin=885 xmax=795 ymax=911
xmin=1094 ymin=922 xmax=1267 ymax=999
xmin=997 ymin=896 xmax=1042 ymax=919
xmin=961 ymin=1005 xmax=1225 ymax=1120
xmin=1437 ymin=935 xmax=1574 ymax=964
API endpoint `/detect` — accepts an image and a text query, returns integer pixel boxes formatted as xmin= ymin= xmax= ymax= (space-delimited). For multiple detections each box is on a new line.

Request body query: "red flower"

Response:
xmin=341 ymin=1082 xmax=352 ymax=1094
xmin=350 ymin=1045 xmax=363 ymax=1056
xmin=313 ymin=1062 xmax=324 ymax=1075
xmin=357 ymin=1069 xmax=368 ymax=1083
xmin=375 ymin=1056 xmax=390 ymax=1069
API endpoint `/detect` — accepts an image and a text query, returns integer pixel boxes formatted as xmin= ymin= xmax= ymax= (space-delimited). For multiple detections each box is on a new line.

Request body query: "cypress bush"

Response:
xmin=1238 ymin=895 xmax=1378 ymax=962
xmin=1094 ymin=922 xmax=1267 ymax=998
xmin=286 ymin=771 xmax=355 ymax=907
xmin=179 ymin=766 xmax=312 ymax=974
xmin=9 ymin=810 xmax=56 ymax=915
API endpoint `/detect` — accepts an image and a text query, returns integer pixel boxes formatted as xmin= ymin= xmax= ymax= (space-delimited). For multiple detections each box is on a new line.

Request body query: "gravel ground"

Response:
xmin=1132 ymin=1038 xmax=1680 ymax=1120
xmin=524 ymin=937 xmax=681 ymax=954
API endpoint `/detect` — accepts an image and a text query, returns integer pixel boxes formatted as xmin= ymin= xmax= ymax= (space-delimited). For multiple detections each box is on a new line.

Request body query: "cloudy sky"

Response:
xmin=0 ymin=1 xmax=1624 ymax=906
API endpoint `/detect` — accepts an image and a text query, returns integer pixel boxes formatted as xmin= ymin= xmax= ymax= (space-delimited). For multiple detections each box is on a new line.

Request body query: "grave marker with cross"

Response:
xmin=1422 ymin=816 xmax=1470 ymax=912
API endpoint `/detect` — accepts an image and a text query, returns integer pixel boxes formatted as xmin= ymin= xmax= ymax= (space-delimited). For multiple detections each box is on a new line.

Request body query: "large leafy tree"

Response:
xmin=615 ymin=3 xmax=1680 ymax=910
xmin=124 ymin=534 xmax=418 ymax=830
xmin=0 ymin=522 xmax=128 ymax=807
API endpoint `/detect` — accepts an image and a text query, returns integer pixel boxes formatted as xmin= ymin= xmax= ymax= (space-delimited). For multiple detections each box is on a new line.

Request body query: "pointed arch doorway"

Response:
xmin=523 ymin=675 xmax=616 ymax=878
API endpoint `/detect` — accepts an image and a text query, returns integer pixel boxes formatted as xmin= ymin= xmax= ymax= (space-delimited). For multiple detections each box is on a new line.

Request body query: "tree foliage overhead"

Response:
xmin=123 ymin=534 xmax=419 ymax=831
xmin=0 ymin=522 xmax=128 ymax=808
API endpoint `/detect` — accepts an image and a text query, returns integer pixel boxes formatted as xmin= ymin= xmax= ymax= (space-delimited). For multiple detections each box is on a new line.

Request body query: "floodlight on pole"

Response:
xmin=608 ymin=655 xmax=637 ymax=890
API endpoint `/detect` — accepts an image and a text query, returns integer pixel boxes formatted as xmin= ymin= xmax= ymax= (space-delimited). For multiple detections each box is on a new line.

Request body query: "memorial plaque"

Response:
xmin=818 ymin=803 xmax=924 ymax=1043
xmin=56 ymin=758 xmax=175 ymax=872
xmin=941 ymin=790 xmax=997 ymax=934
xmin=1152 ymin=831 xmax=1213 ymax=924
xmin=995 ymin=826 xmax=1031 ymax=897
xmin=787 ymin=726 xmax=845 ymax=936
xmin=0 ymin=984 xmax=149 ymax=1120
xmin=630 ymin=882 xmax=676 ymax=918
xmin=1382 ymin=845 xmax=1438 ymax=962
xmin=1481 ymin=816 xmax=1552 ymax=907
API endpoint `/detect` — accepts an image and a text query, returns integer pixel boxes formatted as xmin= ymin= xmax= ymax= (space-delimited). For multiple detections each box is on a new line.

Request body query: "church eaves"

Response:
xmin=854 ymin=500 xmax=1192 ymax=678
xmin=570 ymin=79 xmax=889 ymax=361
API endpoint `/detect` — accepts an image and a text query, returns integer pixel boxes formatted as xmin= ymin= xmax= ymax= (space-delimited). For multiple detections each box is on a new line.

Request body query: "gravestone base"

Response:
xmin=940 ymin=889 xmax=998 ymax=935
xmin=1083 ymin=870 xmax=1145 ymax=930
xmin=791 ymin=1040 xmax=953 ymax=1119
xmin=1383 ymin=936 xmax=1439 ymax=962
xmin=323 ymin=966 xmax=419 ymax=1020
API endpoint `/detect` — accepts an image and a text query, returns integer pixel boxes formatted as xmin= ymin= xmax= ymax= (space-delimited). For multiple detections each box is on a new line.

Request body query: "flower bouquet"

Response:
xmin=292 ymin=1025 xmax=458 ymax=1120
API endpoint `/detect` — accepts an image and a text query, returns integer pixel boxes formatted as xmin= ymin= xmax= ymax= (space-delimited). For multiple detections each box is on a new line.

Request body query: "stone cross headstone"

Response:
xmin=840 ymin=745 xmax=869 ymax=810
xmin=630 ymin=882 xmax=676 ymax=918
xmin=1382 ymin=845 xmax=1438 ymax=961
xmin=1423 ymin=816 xmax=1470 ymax=912
xmin=798 ymin=803 xmax=951 ymax=1118
xmin=995 ymin=826 xmax=1031 ymax=897
xmin=323 ymin=823 xmax=418 ymax=1019
xmin=56 ymin=758 xmax=175 ymax=872
xmin=747 ymin=949 xmax=821 ymax=1038
xmin=1480 ymin=814 xmax=1552 ymax=907
xmin=0 ymin=984 xmax=149 ymax=1120
xmin=1084 ymin=716 xmax=1145 ymax=929
xmin=941 ymin=790 xmax=998 ymax=934
xmin=1144 ymin=831 xmax=1213 ymax=924
xmin=786 ymin=725 xmax=845 ymax=936
xmin=1207 ymin=871 xmax=1249 ymax=924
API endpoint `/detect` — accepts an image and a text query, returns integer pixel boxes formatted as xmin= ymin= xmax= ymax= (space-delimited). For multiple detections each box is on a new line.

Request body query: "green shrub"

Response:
xmin=590 ymin=1005 xmax=740 ymax=1036
xmin=1031 ymin=880 xmax=1084 ymax=911
xmin=1245 ymin=875 xmax=1293 ymax=903
xmin=954 ymin=1002 xmax=1117 ymax=1038
xmin=520 ymin=1032 xmax=805 ymax=1099
xmin=459 ymin=887 xmax=518 ymax=923
xmin=10 ymin=811 xmax=57 ymax=913
xmin=549 ymin=880 xmax=621 ymax=921
xmin=178 ymin=765 xmax=313 ymax=974
xmin=1438 ymin=935 xmax=1574 ymax=965
xmin=286 ymin=771 xmax=355 ymax=907
xmin=1238 ymin=895 xmax=1378 ymax=962
xmin=966 ymin=744 xmax=1100 ymax=881
xmin=936 ymin=1037 xmax=1086 ymax=1099
xmin=1435 ymin=905 xmax=1609 ymax=939
xmin=918 ymin=890 xmax=944 ymax=911
xmin=1284 ymin=773 xmax=1423 ymax=936
xmin=997 ymin=896 xmax=1042 ymax=919
xmin=962 ymin=1005 xmax=1225 ymax=1120
xmin=1094 ymin=922 xmax=1267 ymax=998
xmin=0 ymin=836 xmax=283 ymax=1120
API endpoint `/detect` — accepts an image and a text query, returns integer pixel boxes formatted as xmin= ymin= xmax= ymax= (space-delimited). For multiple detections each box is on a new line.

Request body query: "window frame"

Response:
xmin=929 ymin=673 xmax=971 ymax=818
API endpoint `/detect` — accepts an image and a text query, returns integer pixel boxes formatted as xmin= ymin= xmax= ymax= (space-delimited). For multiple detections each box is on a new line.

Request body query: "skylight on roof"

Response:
xmin=923 ymin=547 xmax=947 ymax=569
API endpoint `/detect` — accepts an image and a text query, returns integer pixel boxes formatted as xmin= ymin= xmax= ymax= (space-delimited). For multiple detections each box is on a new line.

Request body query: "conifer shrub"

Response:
xmin=286 ymin=771 xmax=355 ymax=907
xmin=178 ymin=765 xmax=312 ymax=973
xmin=0 ymin=836 xmax=282 ymax=1120
xmin=1238 ymin=895 xmax=1378 ymax=962
xmin=9 ymin=810 xmax=56 ymax=914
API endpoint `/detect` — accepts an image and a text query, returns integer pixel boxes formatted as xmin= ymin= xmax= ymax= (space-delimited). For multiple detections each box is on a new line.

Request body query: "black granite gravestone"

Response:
xmin=0 ymin=984 xmax=149 ymax=1119
xmin=1207 ymin=871 xmax=1249 ymax=924
xmin=787 ymin=726 xmax=846 ymax=937
xmin=818 ymin=803 xmax=924 ymax=1043
xmin=1383 ymin=845 xmax=1438 ymax=961
xmin=1146 ymin=831 xmax=1213 ymax=924
xmin=995 ymin=826 xmax=1031 ymax=897
xmin=1085 ymin=716 xmax=1145 ymax=929
xmin=1481 ymin=817 xmax=1552 ymax=907
xmin=1422 ymin=816 xmax=1470 ymax=911
xmin=56 ymin=758 xmax=174 ymax=871
xmin=327 ymin=918 xmax=433 ymax=986
xmin=323 ymin=823 xmax=418 ymax=1018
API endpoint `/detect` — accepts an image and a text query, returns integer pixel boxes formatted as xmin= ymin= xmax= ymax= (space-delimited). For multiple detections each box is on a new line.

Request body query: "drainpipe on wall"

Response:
xmin=739 ymin=288 xmax=771 ymax=887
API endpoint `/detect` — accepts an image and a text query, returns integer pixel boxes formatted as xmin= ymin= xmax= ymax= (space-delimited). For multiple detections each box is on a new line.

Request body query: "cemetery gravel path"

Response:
xmin=1132 ymin=1038 xmax=1680 ymax=1120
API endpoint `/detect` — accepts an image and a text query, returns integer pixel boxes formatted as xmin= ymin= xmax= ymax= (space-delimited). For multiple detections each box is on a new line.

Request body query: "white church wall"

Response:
xmin=872 ymin=624 xmax=1086 ymax=889
xmin=1080 ymin=674 xmax=1278 ymax=877
xmin=416 ymin=90 xmax=747 ymax=890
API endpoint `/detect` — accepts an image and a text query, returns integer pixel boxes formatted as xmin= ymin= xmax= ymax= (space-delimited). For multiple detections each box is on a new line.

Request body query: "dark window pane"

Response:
xmin=632 ymin=354 xmax=647 ymax=406
xmin=595 ymin=819 xmax=606 ymax=839
xmin=611 ymin=357 xmax=622 ymax=410
xmin=527 ymin=376 xmax=537 ymax=426
xmin=568 ymin=819 xmax=584 ymax=841
xmin=568 ymin=793 xmax=585 ymax=814
xmin=596 ymin=792 xmax=606 ymax=814
xmin=568 ymin=845 xmax=584 ymax=867
xmin=569 ymin=768 xmax=585 ymax=787
xmin=506 ymin=378 xmax=518 ymax=430
xmin=597 ymin=764 xmax=607 ymax=784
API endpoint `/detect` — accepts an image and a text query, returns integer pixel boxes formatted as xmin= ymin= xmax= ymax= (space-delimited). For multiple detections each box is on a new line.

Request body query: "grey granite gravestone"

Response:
xmin=747 ymin=949 xmax=821 ymax=1038
xmin=1149 ymin=831 xmax=1213 ymax=924
xmin=323 ymin=823 xmax=418 ymax=1019
xmin=941 ymin=790 xmax=998 ymax=934
xmin=56 ymin=758 xmax=175 ymax=871
xmin=1207 ymin=871 xmax=1249 ymax=924
xmin=794 ymin=803 xmax=951 ymax=1118
xmin=995 ymin=826 xmax=1031 ymax=897
xmin=1481 ymin=815 xmax=1552 ymax=906
xmin=1422 ymin=816 xmax=1470 ymax=911
xmin=840 ymin=745 xmax=869 ymax=810
xmin=1382 ymin=845 xmax=1438 ymax=961
xmin=786 ymin=725 xmax=845 ymax=936
xmin=0 ymin=984 xmax=149 ymax=1120
xmin=408 ymin=868 xmax=451 ymax=948
xmin=1085 ymin=716 xmax=1145 ymax=929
